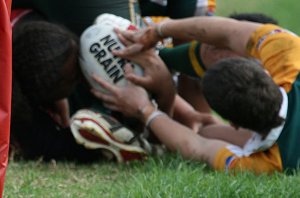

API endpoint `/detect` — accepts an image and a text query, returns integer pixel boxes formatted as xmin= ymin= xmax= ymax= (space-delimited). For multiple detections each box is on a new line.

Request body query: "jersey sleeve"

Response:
xmin=247 ymin=24 xmax=300 ymax=92
xmin=213 ymin=144 xmax=283 ymax=174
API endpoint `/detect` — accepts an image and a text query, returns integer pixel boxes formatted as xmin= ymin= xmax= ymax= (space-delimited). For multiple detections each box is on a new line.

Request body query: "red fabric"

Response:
xmin=10 ymin=8 xmax=32 ymax=28
xmin=11 ymin=8 xmax=29 ymax=20
xmin=0 ymin=0 xmax=12 ymax=196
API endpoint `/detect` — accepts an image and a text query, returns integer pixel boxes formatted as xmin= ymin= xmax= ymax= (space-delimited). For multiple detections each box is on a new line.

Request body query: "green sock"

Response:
xmin=159 ymin=41 xmax=206 ymax=79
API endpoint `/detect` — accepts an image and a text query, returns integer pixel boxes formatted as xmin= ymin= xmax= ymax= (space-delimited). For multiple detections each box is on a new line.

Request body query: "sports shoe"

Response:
xmin=70 ymin=109 xmax=150 ymax=163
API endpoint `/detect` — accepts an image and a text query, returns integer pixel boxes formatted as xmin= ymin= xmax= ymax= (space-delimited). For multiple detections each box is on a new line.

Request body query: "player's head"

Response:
xmin=11 ymin=76 xmax=34 ymax=135
xmin=13 ymin=21 xmax=80 ymax=107
xmin=202 ymin=57 xmax=284 ymax=135
xmin=229 ymin=12 xmax=278 ymax=24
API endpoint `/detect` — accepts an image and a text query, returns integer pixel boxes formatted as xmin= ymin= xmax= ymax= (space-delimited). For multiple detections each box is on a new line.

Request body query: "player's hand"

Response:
xmin=181 ymin=110 xmax=224 ymax=133
xmin=90 ymin=74 xmax=152 ymax=119
xmin=120 ymin=50 xmax=176 ymax=116
xmin=124 ymin=50 xmax=174 ymax=96
xmin=123 ymin=51 xmax=176 ymax=116
xmin=190 ymin=111 xmax=223 ymax=129
xmin=112 ymin=24 xmax=175 ymax=98
xmin=173 ymin=95 xmax=222 ymax=132
xmin=112 ymin=26 xmax=161 ymax=56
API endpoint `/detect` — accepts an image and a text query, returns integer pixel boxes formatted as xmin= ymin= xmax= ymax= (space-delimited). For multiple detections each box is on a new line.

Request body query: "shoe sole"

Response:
xmin=70 ymin=110 xmax=147 ymax=162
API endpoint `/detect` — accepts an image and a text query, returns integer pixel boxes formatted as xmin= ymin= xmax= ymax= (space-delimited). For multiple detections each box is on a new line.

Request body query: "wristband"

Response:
xmin=145 ymin=110 xmax=166 ymax=128
xmin=156 ymin=22 xmax=165 ymax=38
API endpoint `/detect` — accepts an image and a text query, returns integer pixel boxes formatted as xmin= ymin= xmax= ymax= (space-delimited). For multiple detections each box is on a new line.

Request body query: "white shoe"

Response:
xmin=70 ymin=109 xmax=149 ymax=162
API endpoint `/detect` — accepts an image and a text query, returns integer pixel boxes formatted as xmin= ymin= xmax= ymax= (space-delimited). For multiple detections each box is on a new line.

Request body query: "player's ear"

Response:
xmin=46 ymin=98 xmax=70 ymax=128
xmin=229 ymin=121 xmax=240 ymax=130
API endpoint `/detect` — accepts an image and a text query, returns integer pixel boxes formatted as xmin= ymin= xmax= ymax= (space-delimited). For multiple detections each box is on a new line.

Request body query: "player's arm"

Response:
xmin=173 ymin=94 xmax=225 ymax=132
xmin=197 ymin=124 xmax=253 ymax=148
xmin=144 ymin=106 xmax=229 ymax=165
xmin=173 ymin=94 xmax=199 ymax=131
xmin=113 ymin=16 xmax=262 ymax=56
xmin=91 ymin=75 xmax=229 ymax=166
xmin=122 ymin=49 xmax=176 ymax=116
xmin=166 ymin=94 xmax=251 ymax=147
xmin=157 ymin=16 xmax=260 ymax=55
xmin=173 ymin=94 xmax=252 ymax=147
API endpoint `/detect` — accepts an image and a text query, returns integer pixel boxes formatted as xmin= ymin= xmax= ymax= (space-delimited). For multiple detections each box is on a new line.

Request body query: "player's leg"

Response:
xmin=149 ymin=115 xmax=282 ymax=174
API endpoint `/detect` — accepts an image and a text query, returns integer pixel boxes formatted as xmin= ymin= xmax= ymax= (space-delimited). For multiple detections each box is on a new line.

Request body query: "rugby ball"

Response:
xmin=79 ymin=14 xmax=143 ymax=93
xmin=94 ymin=13 xmax=132 ymax=29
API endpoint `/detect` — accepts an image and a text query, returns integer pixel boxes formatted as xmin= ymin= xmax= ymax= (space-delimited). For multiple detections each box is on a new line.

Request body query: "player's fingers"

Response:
xmin=114 ymin=28 xmax=137 ymax=42
xmin=90 ymin=88 xmax=116 ymax=104
xmin=113 ymin=27 xmax=122 ymax=34
xmin=126 ymin=74 xmax=151 ymax=88
xmin=193 ymin=112 xmax=217 ymax=125
xmin=112 ymin=44 xmax=144 ymax=57
xmin=114 ymin=28 xmax=137 ymax=45
xmin=124 ymin=64 xmax=139 ymax=86
xmin=113 ymin=27 xmax=131 ymax=38
xmin=92 ymin=74 xmax=118 ymax=93
xmin=103 ymin=103 xmax=120 ymax=112
xmin=116 ymin=31 xmax=133 ymax=47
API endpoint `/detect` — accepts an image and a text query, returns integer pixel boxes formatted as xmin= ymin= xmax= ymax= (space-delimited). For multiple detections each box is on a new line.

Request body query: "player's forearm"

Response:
xmin=158 ymin=16 xmax=260 ymax=56
xmin=154 ymin=80 xmax=176 ymax=117
xmin=155 ymin=94 xmax=175 ymax=117
xmin=198 ymin=124 xmax=252 ymax=147
xmin=142 ymin=109 xmax=203 ymax=159
xmin=140 ymin=106 xmax=230 ymax=165
xmin=159 ymin=17 xmax=227 ymax=46
xmin=172 ymin=95 xmax=198 ymax=130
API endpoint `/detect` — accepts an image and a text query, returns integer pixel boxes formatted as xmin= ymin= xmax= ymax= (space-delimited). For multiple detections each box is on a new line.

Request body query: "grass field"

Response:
xmin=216 ymin=0 xmax=300 ymax=34
xmin=5 ymin=155 xmax=300 ymax=197
xmin=4 ymin=0 xmax=300 ymax=197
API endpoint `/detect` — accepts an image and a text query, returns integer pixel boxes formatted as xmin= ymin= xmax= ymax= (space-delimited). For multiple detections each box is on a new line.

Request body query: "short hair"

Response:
xmin=202 ymin=57 xmax=284 ymax=134
xmin=13 ymin=21 xmax=79 ymax=106
xmin=11 ymin=76 xmax=34 ymax=138
xmin=229 ymin=12 xmax=278 ymax=25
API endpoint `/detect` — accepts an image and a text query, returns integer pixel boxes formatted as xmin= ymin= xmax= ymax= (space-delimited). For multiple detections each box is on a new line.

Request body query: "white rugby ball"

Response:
xmin=94 ymin=13 xmax=132 ymax=30
xmin=79 ymin=16 xmax=143 ymax=93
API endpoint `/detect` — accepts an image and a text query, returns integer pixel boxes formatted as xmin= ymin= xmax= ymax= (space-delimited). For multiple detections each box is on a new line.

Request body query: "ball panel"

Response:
xmin=79 ymin=18 xmax=143 ymax=93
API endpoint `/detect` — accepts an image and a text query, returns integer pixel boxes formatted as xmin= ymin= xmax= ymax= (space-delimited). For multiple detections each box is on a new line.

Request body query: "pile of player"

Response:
xmin=11 ymin=0 xmax=300 ymax=174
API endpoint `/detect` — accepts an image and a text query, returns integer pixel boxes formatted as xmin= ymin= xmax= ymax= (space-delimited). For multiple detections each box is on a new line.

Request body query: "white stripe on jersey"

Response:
xmin=197 ymin=0 xmax=208 ymax=7
xmin=226 ymin=87 xmax=288 ymax=157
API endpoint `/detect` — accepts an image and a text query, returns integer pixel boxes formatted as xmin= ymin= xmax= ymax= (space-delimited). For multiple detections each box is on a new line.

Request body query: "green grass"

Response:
xmin=216 ymin=0 xmax=300 ymax=34
xmin=4 ymin=155 xmax=300 ymax=197
xmin=4 ymin=0 xmax=300 ymax=197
